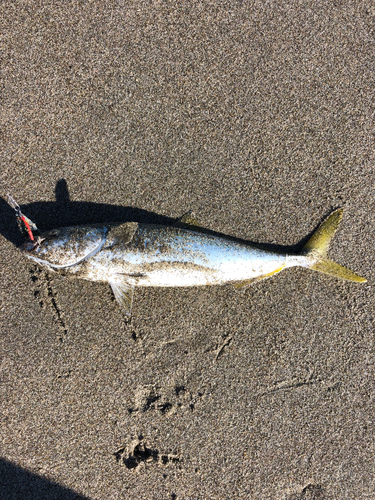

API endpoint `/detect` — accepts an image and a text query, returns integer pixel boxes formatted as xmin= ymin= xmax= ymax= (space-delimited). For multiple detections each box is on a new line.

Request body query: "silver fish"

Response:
xmin=21 ymin=210 xmax=366 ymax=317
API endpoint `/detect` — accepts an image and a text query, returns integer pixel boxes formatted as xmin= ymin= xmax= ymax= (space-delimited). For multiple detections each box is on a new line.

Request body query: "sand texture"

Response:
xmin=1 ymin=1 xmax=374 ymax=499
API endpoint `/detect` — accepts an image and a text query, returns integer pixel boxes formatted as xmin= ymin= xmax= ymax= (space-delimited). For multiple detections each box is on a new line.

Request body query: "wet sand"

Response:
xmin=1 ymin=2 xmax=374 ymax=499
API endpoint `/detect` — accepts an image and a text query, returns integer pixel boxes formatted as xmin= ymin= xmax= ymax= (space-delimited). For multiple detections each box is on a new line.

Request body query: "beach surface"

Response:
xmin=1 ymin=2 xmax=374 ymax=499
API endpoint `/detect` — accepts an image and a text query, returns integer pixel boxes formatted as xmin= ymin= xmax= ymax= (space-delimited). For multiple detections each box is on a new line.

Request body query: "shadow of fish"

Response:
xmin=19 ymin=209 xmax=366 ymax=317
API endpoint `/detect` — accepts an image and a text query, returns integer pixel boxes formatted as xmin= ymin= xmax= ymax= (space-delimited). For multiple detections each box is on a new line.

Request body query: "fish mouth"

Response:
xmin=20 ymin=236 xmax=45 ymax=252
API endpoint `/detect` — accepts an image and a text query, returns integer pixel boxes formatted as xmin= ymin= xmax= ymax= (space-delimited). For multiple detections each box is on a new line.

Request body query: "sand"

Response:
xmin=1 ymin=1 xmax=374 ymax=499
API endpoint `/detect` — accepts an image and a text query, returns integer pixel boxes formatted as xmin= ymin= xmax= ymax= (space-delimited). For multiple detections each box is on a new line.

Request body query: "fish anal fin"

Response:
xmin=233 ymin=265 xmax=286 ymax=289
xmin=233 ymin=277 xmax=260 ymax=289
xmin=108 ymin=275 xmax=135 ymax=317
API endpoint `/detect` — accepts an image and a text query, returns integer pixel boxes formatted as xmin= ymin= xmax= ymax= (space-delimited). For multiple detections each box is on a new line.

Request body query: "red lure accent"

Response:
xmin=6 ymin=193 xmax=36 ymax=241
xmin=20 ymin=215 xmax=35 ymax=241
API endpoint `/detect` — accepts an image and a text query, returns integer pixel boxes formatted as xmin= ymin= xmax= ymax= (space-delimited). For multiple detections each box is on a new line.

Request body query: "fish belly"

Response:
xmin=135 ymin=254 xmax=288 ymax=287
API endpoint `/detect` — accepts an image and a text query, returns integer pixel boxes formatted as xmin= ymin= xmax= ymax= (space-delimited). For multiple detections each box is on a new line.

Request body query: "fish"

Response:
xmin=19 ymin=209 xmax=366 ymax=317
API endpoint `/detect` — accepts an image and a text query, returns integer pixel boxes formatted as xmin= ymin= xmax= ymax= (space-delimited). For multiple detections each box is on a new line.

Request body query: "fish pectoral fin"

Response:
xmin=108 ymin=276 xmax=135 ymax=318
xmin=233 ymin=265 xmax=286 ymax=289
xmin=107 ymin=222 xmax=138 ymax=245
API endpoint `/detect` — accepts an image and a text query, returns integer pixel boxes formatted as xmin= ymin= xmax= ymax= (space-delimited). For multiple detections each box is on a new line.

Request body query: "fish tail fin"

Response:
xmin=302 ymin=208 xmax=367 ymax=283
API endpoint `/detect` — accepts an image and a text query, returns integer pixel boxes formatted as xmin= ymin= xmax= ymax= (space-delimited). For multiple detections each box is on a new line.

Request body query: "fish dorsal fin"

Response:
xmin=108 ymin=275 xmax=135 ymax=318
xmin=107 ymin=222 xmax=138 ymax=245
xmin=175 ymin=212 xmax=201 ymax=227
xmin=174 ymin=212 xmax=213 ymax=235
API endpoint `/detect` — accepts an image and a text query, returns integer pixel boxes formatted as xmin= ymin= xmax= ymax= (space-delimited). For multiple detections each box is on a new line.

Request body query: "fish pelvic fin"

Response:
xmin=108 ymin=275 xmax=135 ymax=318
xmin=302 ymin=208 xmax=367 ymax=283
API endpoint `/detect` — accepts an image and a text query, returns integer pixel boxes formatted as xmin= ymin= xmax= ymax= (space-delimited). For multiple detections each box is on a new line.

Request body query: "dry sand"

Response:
xmin=1 ymin=1 xmax=374 ymax=499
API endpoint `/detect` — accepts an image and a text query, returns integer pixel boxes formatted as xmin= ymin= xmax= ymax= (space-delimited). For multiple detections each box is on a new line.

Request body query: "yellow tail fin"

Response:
xmin=302 ymin=209 xmax=367 ymax=283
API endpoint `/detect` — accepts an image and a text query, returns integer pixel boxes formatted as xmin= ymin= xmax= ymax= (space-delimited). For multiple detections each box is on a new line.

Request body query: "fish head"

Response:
xmin=20 ymin=225 xmax=108 ymax=270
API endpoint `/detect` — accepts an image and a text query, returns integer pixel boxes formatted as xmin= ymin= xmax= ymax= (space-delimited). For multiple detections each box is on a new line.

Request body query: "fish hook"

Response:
xmin=6 ymin=193 xmax=38 ymax=243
